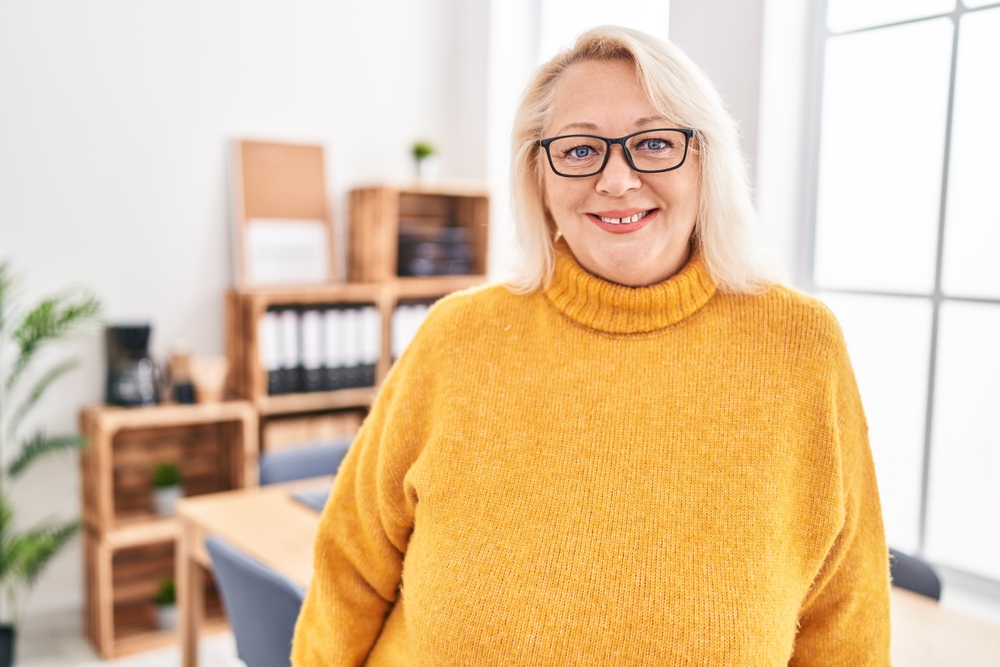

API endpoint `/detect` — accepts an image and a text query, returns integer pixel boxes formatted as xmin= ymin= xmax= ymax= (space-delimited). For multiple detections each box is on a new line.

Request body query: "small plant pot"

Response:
xmin=156 ymin=603 xmax=178 ymax=631
xmin=416 ymin=155 xmax=440 ymax=181
xmin=153 ymin=485 xmax=182 ymax=516
xmin=0 ymin=624 xmax=14 ymax=667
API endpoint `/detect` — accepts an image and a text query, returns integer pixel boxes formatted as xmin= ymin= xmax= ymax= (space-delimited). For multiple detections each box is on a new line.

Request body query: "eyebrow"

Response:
xmin=554 ymin=116 xmax=674 ymax=135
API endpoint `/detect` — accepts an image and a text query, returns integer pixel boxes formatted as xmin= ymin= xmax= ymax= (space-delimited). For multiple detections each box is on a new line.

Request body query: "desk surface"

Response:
xmin=177 ymin=482 xmax=1000 ymax=667
xmin=176 ymin=477 xmax=328 ymax=588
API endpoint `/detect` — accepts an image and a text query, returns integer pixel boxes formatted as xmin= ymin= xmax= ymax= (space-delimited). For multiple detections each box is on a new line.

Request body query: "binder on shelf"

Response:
xmin=258 ymin=302 xmax=381 ymax=396
xmin=301 ymin=310 xmax=324 ymax=392
xmin=257 ymin=311 xmax=282 ymax=396
xmin=278 ymin=309 xmax=302 ymax=394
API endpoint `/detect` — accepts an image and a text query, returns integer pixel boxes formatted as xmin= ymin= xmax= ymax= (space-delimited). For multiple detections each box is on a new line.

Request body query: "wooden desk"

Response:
xmin=175 ymin=478 xmax=330 ymax=667
xmin=176 ymin=483 xmax=1000 ymax=667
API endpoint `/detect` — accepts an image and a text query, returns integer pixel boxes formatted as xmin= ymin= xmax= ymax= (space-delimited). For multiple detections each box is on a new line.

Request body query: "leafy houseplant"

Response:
xmin=154 ymin=577 xmax=177 ymax=631
xmin=151 ymin=463 xmax=182 ymax=516
xmin=0 ymin=261 xmax=101 ymax=662
xmin=411 ymin=140 xmax=439 ymax=180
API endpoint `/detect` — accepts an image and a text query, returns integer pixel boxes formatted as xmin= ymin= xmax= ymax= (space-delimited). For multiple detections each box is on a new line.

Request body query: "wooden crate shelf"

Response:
xmin=81 ymin=402 xmax=259 ymax=534
xmin=80 ymin=402 xmax=257 ymax=659
xmin=84 ymin=532 xmax=228 ymax=659
xmin=349 ymin=182 xmax=489 ymax=283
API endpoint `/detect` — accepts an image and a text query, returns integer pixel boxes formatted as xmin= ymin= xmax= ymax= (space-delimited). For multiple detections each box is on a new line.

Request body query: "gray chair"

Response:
xmin=889 ymin=547 xmax=942 ymax=601
xmin=258 ymin=437 xmax=352 ymax=485
xmin=206 ymin=535 xmax=305 ymax=667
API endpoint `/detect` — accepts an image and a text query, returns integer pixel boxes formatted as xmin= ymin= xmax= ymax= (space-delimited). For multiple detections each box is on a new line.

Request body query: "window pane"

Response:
xmin=828 ymin=0 xmax=955 ymax=33
xmin=814 ymin=19 xmax=952 ymax=294
xmin=821 ymin=292 xmax=932 ymax=553
xmin=925 ymin=301 xmax=1000 ymax=581
xmin=941 ymin=7 xmax=1000 ymax=299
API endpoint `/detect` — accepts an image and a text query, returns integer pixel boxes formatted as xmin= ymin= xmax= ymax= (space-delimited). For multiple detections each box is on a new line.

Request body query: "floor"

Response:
xmin=18 ymin=571 xmax=1000 ymax=667
xmin=17 ymin=611 xmax=244 ymax=667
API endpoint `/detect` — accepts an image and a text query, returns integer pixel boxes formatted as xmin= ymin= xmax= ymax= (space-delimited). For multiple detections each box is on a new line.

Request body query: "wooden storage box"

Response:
xmin=80 ymin=403 xmax=259 ymax=533
xmin=349 ymin=183 xmax=489 ymax=283
xmin=83 ymin=530 xmax=227 ymax=659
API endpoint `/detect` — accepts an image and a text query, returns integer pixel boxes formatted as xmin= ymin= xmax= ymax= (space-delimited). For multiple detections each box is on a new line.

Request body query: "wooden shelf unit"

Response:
xmin=349 ymin=182 xmax=489 ymax=282
xmin=225 ymin=274 xmax=486 ymax=416
xmin=80 ymin=402 xmax=258 ymax=659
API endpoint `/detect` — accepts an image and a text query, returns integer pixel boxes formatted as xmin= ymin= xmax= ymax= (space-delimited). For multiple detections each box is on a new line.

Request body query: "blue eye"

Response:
xmin=639 ymin=138 xmax=671 ymax=151
xmin=566 ymin=146 xmax=595 ymax=160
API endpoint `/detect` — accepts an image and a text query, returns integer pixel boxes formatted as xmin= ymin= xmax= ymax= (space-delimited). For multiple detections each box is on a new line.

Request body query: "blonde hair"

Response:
xmin=508 ymin=26 xmax=782 ymax=294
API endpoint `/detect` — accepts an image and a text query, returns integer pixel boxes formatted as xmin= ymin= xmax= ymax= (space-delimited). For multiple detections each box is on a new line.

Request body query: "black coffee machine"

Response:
xmin=105 ymin=325 xmax=157 ymax=406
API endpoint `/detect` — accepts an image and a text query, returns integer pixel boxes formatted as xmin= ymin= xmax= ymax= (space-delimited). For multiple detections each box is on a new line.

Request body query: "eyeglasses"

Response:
xmin=539 ymin=128 xmax=695 ymax=178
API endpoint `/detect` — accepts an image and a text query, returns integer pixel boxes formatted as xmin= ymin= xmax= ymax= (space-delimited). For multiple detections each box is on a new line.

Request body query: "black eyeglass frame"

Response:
xmin=538 ymin=128 xmax=696 ymax=178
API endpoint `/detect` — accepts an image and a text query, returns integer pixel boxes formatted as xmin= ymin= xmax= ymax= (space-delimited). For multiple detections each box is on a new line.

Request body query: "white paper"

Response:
xmin=246 ymin=218 xmax=329 ymax=286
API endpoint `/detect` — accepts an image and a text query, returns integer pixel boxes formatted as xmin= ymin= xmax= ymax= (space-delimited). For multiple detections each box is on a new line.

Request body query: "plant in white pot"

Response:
xmin=412 ymin=141 xmax=439 ymax=181
xmin=0 ymin=261 xmax=101 ymax=666
xmin=151 ymin=463 xmax=182 ymax=516
xmin=155 ymin=577 xmax=177 ymax=631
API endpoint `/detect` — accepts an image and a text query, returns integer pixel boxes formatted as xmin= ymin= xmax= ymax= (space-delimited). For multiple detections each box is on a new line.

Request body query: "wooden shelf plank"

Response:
xmin=104 ymin=516 xmax=180 ymax=549
xmin=254 ymin=386 xmax=377 ymax=416
xmin=111 ymin=615 xmax=229 ymax=659
xmin=84 ymin=401 xmax=256 ymax=432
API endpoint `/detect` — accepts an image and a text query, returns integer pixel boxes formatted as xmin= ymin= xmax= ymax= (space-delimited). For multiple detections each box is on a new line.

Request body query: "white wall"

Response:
xmin=0 ymin=0 xmax=488 ymax=618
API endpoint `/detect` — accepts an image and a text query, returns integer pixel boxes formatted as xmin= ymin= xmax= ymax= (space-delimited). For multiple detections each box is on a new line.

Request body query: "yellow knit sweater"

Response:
xmin=292 ymin=247 xmax=892 ymax=666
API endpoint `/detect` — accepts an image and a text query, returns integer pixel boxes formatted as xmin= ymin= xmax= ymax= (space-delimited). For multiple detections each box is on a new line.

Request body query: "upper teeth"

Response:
xmin=599 ymin=211 xmax=647 ymax=224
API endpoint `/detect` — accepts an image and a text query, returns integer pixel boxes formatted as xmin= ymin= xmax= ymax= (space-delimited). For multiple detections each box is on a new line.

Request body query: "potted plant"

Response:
xmin=151 ymin=463 xmax=182 ymax=516
xmin=154 ymin=577 xmax=177 ymax=631
xmin=0 ymin=261 xmax=101 ymax=666
xmin=412 ymin=140 xmax=439 ymax=181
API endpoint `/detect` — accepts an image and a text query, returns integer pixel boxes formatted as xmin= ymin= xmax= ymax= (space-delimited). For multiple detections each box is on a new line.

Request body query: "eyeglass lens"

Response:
xmin=546 ymin=129 xmax=688 ymax=176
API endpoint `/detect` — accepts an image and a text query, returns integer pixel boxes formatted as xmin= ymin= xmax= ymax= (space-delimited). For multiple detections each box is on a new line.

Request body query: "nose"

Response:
xmin=596 ymin=144 xmax=641 ymax=196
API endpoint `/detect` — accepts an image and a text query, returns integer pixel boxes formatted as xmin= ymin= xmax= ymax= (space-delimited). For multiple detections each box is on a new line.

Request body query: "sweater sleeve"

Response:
xmin=789 ymin=334 xmax=893 ymax=666
xmin=290 ymin=327 xmax=436 ymax=666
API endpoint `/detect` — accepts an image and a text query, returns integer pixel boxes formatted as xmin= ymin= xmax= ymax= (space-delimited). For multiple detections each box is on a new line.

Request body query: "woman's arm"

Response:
xmin=291 ymin=332 xmax=438 ymax=666
xmin=789 ymin=339 xmax=892 ymax=665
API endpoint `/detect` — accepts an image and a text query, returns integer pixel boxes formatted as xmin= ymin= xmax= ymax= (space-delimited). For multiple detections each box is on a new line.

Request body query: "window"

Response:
xmin=813 ymin=1 xmax=1000 ymax=581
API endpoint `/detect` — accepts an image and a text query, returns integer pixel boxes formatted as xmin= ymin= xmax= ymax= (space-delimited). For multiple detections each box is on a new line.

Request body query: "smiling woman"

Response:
xmin=292 ymin=26 xmax=892 ymax=667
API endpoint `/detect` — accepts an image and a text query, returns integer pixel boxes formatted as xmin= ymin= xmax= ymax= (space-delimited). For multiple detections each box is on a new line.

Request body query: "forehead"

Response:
xmin=547 ymin=59 xmax=662 ymax=135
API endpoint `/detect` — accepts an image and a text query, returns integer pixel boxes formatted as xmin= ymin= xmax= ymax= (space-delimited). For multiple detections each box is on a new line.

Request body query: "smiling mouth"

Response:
xmin=592 ymin=209 xmax=656 ymax=225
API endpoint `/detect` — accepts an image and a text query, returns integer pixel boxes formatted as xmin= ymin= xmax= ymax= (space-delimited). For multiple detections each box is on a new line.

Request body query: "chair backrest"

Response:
xmin=205 ymin=536 xmax=305 ymax=667
xmin=258 ymin=437 xmax=352 ymax=486
xmin=889 ymin=547 xmax=942 ymax=601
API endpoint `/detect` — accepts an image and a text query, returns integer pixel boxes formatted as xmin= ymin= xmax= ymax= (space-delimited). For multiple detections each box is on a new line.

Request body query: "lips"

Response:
xmin=586 ymin=208 xmax=658 ymax=234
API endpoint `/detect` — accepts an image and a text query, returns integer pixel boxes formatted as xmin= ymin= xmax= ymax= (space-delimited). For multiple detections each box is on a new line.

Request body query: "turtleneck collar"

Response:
xmin=543 ymin=240 xmax=717 ymax=334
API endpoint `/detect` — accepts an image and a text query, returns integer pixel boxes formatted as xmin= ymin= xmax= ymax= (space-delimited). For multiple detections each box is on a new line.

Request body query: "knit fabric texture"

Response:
xmin=291 ymin=246 xmax=892 ymax=666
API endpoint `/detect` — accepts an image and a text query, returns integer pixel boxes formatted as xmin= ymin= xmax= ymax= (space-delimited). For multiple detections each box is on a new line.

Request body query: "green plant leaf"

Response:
xmin=152 ymin=463 xmax=182 ymax=488
xmin=0 ymin=495 xmax=15 ymax=581
xmin=155 ymin=577 xmax=176 ymax=605
xmin=0 ymin=261 xmax=14 ymax=335
xmin=6 ymin=432 xmax=85 ymax=479
xmin=6 ymin=519 xmax=79 ymax=586
xmin=5 ymin=358 xmax=81 ymax=441
xmin=6 ymin=292 xmax=100 ymax=392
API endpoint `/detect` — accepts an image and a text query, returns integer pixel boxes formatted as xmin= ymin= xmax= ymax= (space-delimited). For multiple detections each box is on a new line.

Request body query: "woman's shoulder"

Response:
xmin=422 ymin=282 xmax=536 ymax=330
xmin=713 ymin=284 xmax=847 ymax=355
